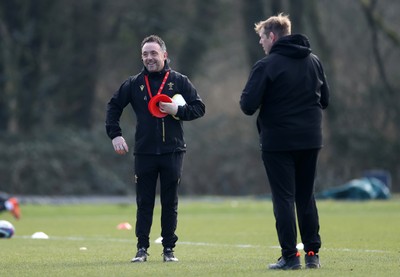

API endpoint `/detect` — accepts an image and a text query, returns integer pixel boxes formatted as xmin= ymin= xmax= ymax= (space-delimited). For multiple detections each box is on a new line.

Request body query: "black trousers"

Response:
xmin=262 ymin=149 xmax=321 ymax=257
xmin=134 ymin=152 xmax=184 ymax=250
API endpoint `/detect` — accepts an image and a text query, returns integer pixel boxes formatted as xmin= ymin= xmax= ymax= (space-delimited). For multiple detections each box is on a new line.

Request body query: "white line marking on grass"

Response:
xmin=16 ymin=235 xmax=133 ymax=243
xmin=323 ymin=248 xmax=389 ymax=253
xmin=178 ymin=241 xmax=261 ymax=248
xmin=177 ymin=242 xmax=390 ymax=253
xmin=14 ymin=235 xmax=390 ymax=253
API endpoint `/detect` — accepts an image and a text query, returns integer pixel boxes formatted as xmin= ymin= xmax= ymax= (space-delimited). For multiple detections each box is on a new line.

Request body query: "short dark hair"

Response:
xmin=141 ymin=35 xmax=167 ymax=52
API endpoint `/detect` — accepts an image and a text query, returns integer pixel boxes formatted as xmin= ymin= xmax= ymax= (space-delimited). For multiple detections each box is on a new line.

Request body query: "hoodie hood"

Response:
xmin=269 ymin=34 xmax=311 ymax=59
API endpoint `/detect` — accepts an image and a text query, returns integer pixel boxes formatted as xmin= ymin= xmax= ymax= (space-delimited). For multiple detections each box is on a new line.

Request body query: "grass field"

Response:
xmin=1 ymin=196 xmax=399 ymax=276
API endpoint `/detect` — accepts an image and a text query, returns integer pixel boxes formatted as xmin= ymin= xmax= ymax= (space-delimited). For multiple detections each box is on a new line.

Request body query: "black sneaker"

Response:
xmin=305 ymin=251 xmax=320 ymax=269
xmin=131 ymin=248 xmax=148 ymax=263
xmin=268 ymin=253 xmax=301 ymax=270
xmin=163 ymin=248 xmax=178 ymax=262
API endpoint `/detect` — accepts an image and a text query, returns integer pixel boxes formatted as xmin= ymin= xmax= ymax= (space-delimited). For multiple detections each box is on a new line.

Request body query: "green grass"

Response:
xmin=1 ymin=197 xmax=400 ymax=276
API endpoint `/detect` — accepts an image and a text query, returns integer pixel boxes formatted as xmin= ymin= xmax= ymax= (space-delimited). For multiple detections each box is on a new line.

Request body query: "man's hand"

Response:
xmin=112 ymin=136 xmax=129 ymax=155
xmin=159 ymin=101 xmax=178 ymax=115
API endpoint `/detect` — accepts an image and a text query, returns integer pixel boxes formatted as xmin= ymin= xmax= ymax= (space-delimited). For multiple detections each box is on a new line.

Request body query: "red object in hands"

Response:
xmin=148 ymin=94 xmax=172 ymax=118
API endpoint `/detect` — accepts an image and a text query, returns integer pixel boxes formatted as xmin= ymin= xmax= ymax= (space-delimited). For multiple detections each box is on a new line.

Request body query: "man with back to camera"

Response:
xmin=240 ymin=14 xmax=330 ymax=270
xmin=106 ymin=35 xmax=205 ymax=263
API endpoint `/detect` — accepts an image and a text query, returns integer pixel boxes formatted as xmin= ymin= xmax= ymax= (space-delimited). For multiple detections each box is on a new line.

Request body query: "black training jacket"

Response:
xmin=240 ymin=34 xmax=330 ymax=151
xmin=106 ymin=64 xmax=205 ymax=155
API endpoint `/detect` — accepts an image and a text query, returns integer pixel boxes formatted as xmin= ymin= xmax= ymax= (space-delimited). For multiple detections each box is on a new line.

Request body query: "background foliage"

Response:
xmin=1 ymin=0 xmax=399 ymax=195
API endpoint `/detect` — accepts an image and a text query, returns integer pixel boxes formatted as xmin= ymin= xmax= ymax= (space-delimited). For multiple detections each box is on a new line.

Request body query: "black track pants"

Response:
xmin=262 ymin=149 xmax=321 ymax=257
xmin=134 ymin=152 xmax=184 ymax=250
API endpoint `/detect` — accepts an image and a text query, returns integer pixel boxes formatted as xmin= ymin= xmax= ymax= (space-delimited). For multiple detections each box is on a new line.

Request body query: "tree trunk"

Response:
xmin=241 ymin=0 xmax=266 ymax=66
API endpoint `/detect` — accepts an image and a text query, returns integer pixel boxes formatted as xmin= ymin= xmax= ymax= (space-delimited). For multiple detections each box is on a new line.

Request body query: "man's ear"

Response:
xmin=164 ymin=51 xmax=168 ymax=61
xmin=269 ymin=32 xmax=276 ymax=42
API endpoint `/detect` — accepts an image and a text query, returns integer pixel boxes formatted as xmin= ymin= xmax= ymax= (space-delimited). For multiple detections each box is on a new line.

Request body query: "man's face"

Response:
xmin=258 ymin=31 xmax=274 ymax=55
xmin=141 ymin=42 xmax=167 ymax=72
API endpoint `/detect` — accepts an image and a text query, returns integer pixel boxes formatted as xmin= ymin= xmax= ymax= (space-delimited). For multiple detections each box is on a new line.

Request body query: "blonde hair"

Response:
xmin=254 ymin=13 xmax=291 ymax=39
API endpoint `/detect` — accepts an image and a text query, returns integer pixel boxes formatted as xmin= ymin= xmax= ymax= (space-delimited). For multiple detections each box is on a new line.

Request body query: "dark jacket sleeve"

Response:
xmin=105 ymin=78 xmax=132 ymax=139
xmin=240 ymin=60 xmax=268 ymax=115
xmin=319 ymin=67 xmax=330 ymax=109
xmin=312 ymin=55 xmax=330 ymax=110
xmin=175 ymin=75 xmax=205 ymax=121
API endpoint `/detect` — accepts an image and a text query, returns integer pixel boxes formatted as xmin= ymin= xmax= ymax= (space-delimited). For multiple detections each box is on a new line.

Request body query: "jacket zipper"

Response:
xmin=162 ymin=118 xmax=166 ymax=142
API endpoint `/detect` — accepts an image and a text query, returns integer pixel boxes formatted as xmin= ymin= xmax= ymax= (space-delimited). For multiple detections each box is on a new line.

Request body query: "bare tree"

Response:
xmin=0 ymin=1 xmax=51 ymax=133
xmin=358 ymin=0 xmax=399 ymax=96
xmin=288 ymin=0 xmax=305 ymax=32
xmin=240 ymin=0 xmax=266 ymax=65
xmin=271 ymin=0 xmax=283 ymax=14
xmin=177 ymin=0 xmax=221 ymax=76
xmin=0 ymin=0 xmax=102 ymax=132
xmin=54 ymin=1 xmax=102 ymax=128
